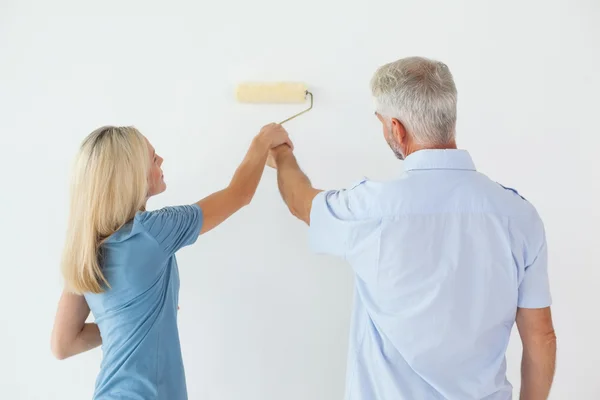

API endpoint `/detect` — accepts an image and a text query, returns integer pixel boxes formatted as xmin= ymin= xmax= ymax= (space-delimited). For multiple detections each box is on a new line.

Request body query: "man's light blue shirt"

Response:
xmin=309 ymin=149 xmax=551 ymax=400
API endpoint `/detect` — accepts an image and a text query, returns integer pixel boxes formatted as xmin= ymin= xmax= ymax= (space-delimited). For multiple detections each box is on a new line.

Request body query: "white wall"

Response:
xmin=1 ymin=0 xmax=598 ymax=399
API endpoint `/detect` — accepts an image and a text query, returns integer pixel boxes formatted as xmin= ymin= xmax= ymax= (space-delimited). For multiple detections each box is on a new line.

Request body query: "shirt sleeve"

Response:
xmin=518 ymin=233 xmax=552 ymax=309
xmin=136 ymin=204 xmax=204 ymax=255
xmin=308 ymin=179 xmax=377 ymax=258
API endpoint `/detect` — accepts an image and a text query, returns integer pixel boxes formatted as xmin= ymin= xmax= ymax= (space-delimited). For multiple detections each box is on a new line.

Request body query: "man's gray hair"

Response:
xmin=371 ymin=56 xmax=458 ymax=145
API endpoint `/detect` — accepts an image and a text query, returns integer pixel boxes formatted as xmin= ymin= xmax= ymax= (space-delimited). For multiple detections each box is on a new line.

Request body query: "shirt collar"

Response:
xmin=403 ymin=149 xmax=476 ymax=172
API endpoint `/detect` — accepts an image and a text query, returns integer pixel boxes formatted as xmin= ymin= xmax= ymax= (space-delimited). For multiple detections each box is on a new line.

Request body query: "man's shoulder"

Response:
xmin=465 ymin=171 xmax=534 ymax=209
xmin=485 ymin=179 xmax=544 ymax=235
xmin=496 ymin=182 xmax=528 ymax=202
xmin=342 ymin=176 xmax=416 ymax=217
xmin=492 ymin=180 xmax=540 ymax=216
xmin=318 ymin=177 xmax=387 ymax=220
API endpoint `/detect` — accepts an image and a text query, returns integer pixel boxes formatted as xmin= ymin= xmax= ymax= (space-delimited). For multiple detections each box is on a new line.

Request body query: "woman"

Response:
xmin=51 ymin=123 xmax=292 ymax=399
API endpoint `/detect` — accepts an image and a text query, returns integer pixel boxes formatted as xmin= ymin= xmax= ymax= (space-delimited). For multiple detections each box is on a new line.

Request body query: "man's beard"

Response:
xmin=386 ymin=134 xmax=405 ymax=160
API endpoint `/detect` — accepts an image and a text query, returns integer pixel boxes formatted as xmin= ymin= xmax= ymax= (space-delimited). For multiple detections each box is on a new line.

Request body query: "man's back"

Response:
xmin=309 ymin=149 xmax=551 ymax=400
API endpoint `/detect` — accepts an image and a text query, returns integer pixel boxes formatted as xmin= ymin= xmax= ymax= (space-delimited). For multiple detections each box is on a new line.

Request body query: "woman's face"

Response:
xmin=145 ymin=138 xmax=166 ymax=197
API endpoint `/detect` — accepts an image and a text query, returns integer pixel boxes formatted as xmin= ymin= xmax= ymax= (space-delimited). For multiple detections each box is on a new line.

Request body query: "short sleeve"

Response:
xmin=518 ymin=238 xmax=552 ymax=308
xmin=136 ymin=204 xmax=204 ymax=255
xmin=309 ymin=179 xmax=377 ymax=258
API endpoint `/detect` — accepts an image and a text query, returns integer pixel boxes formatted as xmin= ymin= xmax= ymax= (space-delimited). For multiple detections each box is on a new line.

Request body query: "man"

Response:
xmin=269 ymin=57 xmax=556 ymax=399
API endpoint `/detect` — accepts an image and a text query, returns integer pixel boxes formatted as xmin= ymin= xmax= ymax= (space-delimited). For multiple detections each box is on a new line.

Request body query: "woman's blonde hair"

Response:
xmin=61 ymin=126 xmax=150 ymax=294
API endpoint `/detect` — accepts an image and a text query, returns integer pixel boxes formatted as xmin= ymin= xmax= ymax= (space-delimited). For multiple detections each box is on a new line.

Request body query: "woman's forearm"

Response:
xmin=196 ymin=136 xmax=270 ymax=235
xmin=228 ymin=135 xmax=270 ymax=203
xmin=51 ymin=290 xmax=102 ymax=360
xmin=196 ymin=124 xmax=291 ymax=235
xmin=54 ymin=323 xmax=102 ymax=360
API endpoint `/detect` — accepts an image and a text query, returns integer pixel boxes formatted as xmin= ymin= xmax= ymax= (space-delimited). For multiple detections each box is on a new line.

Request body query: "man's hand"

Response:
xmin=267 ymin=144 xmax=293 ymax=169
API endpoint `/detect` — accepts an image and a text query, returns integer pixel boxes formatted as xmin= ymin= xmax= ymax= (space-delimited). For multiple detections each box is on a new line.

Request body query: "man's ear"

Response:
xmin=391 ymin=118 xmax=407 ymax=145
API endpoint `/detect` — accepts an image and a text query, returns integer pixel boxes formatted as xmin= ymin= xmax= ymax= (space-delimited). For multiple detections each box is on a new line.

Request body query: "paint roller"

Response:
xmin=235 ymin=82 xmax=313 ymax=124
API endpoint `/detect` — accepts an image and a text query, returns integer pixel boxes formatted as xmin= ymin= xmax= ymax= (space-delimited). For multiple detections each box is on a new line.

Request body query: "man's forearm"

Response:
xmin=520 ymin=337 xmax=556 ymax=399
xmin=273 ymin=147 xmax=320 ymax=224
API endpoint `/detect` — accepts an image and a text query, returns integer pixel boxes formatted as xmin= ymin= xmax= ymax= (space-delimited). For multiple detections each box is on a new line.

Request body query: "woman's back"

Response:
xmin=84 ymin=205 xmax=203 ymax=400
xmin=51 ymin=124 xmax=292 ymax=399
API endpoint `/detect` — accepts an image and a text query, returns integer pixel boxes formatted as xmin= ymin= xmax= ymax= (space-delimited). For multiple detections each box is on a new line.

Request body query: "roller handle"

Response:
xmin=279 ymin=91 xmax=313 ymax=124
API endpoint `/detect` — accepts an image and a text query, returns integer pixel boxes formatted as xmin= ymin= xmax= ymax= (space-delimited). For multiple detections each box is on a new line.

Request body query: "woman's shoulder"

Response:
xmin=132 ymin=204 xmax=203 ymax=254
xmin=105 ymin=219 xmax=137 ymax=244
xmin=105 ymin=205 xmax=200 ymax=244
xmin=134 ymin=204 xmax=202 ymax=228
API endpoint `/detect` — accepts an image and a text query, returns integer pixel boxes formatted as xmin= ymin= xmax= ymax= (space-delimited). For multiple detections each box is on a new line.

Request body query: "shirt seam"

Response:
xmin=136 ymin=213 xmax=172 ymax=259
xmin=347 ymin=308 xmax=369 ymax=400
xmin=374 ymin=221 xmax=383 ymax=288
xmin=404 ymin=167 xmax=476 ymax=172
xmin=156 ymin=322 xmax=160 ymax=398
xmin=137 ymin=204 xmax=203 ymax=258
xmin=336 ymin=212 xmax=520 ymax=230
xmin=373 ymin=210 xmax=521 ymax=220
